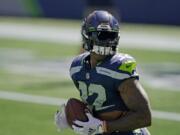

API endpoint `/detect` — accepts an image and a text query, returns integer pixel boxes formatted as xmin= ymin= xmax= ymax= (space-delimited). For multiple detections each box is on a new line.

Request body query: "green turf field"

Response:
xmin=0 ymin=18 xmax=180 ymax=135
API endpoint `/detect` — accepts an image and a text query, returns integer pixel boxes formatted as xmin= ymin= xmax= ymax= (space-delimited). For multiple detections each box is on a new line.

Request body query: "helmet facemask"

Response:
xmin=90 ymin=31 xmax=119 ymax=55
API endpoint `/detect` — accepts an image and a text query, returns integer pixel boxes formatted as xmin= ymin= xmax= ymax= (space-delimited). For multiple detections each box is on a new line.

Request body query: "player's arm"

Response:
xmin=106 ymin=78 xmax=152 ymax=133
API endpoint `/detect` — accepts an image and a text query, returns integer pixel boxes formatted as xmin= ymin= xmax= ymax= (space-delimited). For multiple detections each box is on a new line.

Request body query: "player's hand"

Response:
xmin=72 ymin=112 xmax=106 ymax=135
xmin=54 ymin=104 xmax=69 ymax=131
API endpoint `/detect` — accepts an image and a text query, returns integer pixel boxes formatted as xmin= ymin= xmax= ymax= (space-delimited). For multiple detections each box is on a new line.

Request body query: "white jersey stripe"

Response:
xmin=70 ymin=66 xmax=82 ymax=76
xmin=96 ymin=67 xmax=130 ymax=80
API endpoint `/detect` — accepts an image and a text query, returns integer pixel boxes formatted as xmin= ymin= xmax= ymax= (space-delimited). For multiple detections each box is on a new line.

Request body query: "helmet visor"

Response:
xmin=96 ymin=31 xmax=118 ymax=41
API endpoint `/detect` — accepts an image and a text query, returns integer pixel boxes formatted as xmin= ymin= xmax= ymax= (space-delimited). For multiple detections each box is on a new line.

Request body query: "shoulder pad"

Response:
xmin=71 ymin=52 xmax=89 ymax=67
xmin=117 ymin=53 xmax=137 ymax=74
xmin=69 ymin=52 xmax=89 ymax=77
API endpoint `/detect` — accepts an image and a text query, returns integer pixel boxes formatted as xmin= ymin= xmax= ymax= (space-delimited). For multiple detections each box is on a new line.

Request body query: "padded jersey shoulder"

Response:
xmin=109 ymin=53 xmax=137 ymax=75
xmin=69 ymin=52 xmax=89 ymax=78
xmin=97 ymin=53 xmax=139 ymax=80
xmin=70 ymin=52 xmax=89 ymax=68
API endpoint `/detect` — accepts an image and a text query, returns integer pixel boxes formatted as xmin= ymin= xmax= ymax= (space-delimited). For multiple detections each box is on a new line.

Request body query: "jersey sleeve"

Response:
xmin=69 ymin=54 xmax=83 ymax=79
xmin=69 ymin=55 xmax=82 ymax=92
xmin=118 ymin=54 xmax=139 ymax=79
xmin=113 ymin=54 xmax=139 ymax=89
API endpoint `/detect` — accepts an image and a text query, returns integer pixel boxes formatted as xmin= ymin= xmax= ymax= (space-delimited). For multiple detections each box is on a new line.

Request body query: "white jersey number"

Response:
xmin=78 ymin=81 xmax=106 ymax=111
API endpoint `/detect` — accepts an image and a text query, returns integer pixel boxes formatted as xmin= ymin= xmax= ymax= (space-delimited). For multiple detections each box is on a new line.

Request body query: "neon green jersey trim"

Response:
xmin=118 ymin=60 xmax=137 ymax=74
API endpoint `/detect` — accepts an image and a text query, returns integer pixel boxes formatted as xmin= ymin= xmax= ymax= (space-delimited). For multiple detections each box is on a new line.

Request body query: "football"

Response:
xmin=65 ymin=98 xmax=88 ymax=127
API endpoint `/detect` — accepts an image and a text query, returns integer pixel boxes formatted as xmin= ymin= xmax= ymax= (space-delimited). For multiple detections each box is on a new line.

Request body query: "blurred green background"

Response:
xmin=0 ymin=17 xmax=180 ymax=135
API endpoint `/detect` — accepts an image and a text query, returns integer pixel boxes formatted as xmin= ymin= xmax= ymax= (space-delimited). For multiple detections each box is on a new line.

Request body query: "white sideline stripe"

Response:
xmin=152 ymin=110 xmax=180 ymax=122
xmin=0 ymin=91 xmax=67 ymax=106
xmin=0 ymin=23 xmax=180 ymax=52
xmin=0 ymin=91 xmax=180 ymax=122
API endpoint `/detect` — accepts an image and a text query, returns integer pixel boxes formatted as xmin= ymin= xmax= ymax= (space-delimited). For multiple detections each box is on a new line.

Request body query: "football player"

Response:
xmin=55 ymin=10 xmax=152 ymax=135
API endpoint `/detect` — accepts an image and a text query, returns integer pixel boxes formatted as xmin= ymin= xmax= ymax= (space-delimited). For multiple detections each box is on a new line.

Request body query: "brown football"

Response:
xmin=65 ymin=98 xmax=88 ymax=127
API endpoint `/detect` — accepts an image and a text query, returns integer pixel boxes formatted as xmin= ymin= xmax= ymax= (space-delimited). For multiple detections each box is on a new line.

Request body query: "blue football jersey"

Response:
xmin=69 ymin=52 xmax=139 ymax=114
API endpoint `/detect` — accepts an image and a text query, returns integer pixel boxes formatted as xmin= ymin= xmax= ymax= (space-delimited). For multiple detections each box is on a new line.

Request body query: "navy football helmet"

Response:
xmin=81 ymin=10 xmax=120 ymax=55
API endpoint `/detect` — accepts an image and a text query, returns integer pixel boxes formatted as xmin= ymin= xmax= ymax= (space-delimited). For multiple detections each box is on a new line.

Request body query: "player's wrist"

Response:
xmin=98 ymin=120 xmax=108 ymax=133
xmin=102 ymin=120 xmax=108 ymax=133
